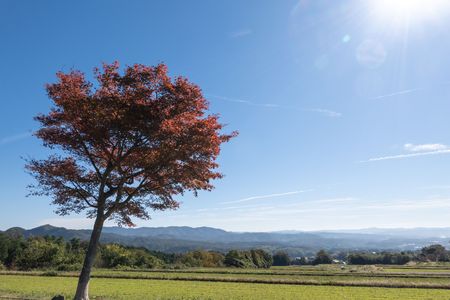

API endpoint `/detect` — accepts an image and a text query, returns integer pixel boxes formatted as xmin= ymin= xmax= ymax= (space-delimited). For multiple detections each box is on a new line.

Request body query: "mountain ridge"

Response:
xmin=1 ymin=224 xmax=449 ymax=256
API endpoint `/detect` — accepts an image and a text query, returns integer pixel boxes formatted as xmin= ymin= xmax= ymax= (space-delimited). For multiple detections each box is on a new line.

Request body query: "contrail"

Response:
xmin=370 ymin=81 xmax=450 ymax=100
xmin=358 ymin=149 xmax=450 ymax=163
xmin=304 ymin=108 xmax=342 ymax=118
xmin=370 ymin=88 xmax=423 ymax=100
xmin=221 ymin=190 xmax=312 ymax=205
xmin=205 ymin=94 xmax=281 ymax=108
xmin=229 ymin=29 xmax=253 ymax=38
xmin=206 ymin=94 xmax=342 ymax=118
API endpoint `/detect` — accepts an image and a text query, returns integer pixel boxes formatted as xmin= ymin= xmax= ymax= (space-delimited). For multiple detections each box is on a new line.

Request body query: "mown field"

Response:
xmin=2 ymin=265 xmax=450 ymax=299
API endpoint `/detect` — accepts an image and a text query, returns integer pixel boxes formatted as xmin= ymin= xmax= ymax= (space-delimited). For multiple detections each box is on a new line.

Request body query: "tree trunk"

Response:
xmin=74 ymin=213 xmax=104 ymax=300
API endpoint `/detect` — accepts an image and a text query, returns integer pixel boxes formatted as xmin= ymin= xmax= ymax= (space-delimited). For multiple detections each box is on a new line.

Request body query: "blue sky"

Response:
xmin=2 ymin=0 xmax=450 ymax=231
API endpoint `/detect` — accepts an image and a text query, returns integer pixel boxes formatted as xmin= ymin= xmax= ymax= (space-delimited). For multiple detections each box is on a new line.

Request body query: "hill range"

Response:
xmin=2 ymin=225 xmax=449 ymax=256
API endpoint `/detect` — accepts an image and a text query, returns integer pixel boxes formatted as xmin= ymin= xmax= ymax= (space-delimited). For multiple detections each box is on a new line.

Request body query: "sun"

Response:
xmin=370 ymin=0 xmax=449 ymax=26
xmin=377 ymin=0 xmax=426 ymax=17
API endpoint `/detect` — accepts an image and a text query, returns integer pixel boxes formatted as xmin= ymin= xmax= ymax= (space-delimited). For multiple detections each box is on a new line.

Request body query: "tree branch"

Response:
xmin=69 ymin=182 xmax=98 ymax=208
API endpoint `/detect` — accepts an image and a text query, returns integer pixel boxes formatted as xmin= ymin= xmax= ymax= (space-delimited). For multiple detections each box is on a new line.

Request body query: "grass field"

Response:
xmin=2 ymin=265 xmax=450 ymax=299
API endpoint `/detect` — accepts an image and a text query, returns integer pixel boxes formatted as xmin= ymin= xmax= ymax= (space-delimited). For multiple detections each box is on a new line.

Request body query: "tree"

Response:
xmin=273 ymin=251 xmax=291 ymax=266
xmin=420 ymin=244 xmax=448 ymax=262
xmin=224 ymin=249 xmax=272 ymax=268
xmin=0 ymin=233 xmax=24 ymax=269
xmin=312 ymin=249 xmax=332 ymax=265
xmin=16 ymin=236 xmax=65 ymax=270
xmin=251 ymin=249 xmax=273 ymax=268
xmin=26 ymin=62 xmax=236 ymax=300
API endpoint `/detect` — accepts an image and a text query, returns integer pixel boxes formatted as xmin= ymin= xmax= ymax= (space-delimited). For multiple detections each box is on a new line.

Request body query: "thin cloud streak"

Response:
xmin=196 ymin=197 xmax=354 ymax=214
xmin=404 ymin=143 xmax=448 ymax=152
xmin=220 ymin=199 xmax=450 ymax=220
xmin=206 ymin=94 xmax=342 ymax=118
xmin=370 ymin=88 xmax=422 ymax=100
xmin=370 ymin=81 xmax=450 ymax=100
xmin=314 ymin=197 xmax=356 ymax=204
xmin=230 ymin=29 xmax=253 ymax=38
xmin=206 ymin=94 xmax=276 ymax=107
xmin=359 ymin=149 xmax=450 ymax=163
xmin=305 ymin=108 xmax=342 ymax=118
xmin=0 ymin=132 xmax=32 ymax=145
xmin=221 ymin=190 xmax=311 ymax=205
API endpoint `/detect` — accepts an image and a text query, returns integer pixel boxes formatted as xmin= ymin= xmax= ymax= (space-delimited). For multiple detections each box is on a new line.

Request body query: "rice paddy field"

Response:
xmin=2 ymin=265 xmax=450 ymax=299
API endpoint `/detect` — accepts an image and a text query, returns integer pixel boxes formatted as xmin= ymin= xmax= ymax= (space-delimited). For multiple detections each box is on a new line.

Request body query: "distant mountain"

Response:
xmin=322 ymin=227 xmax=450 ymax=239
xmin=103 ymin=226 xmax=231 ymax=241
xmin=4 ymin=227 xmax=26 ymax=237
xmin=2 ymin=224 xmax=449 ymax=256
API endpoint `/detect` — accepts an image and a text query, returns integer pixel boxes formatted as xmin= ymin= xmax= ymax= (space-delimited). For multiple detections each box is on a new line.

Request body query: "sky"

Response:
xmin=2 ymin=0 xmax=450 ymax=232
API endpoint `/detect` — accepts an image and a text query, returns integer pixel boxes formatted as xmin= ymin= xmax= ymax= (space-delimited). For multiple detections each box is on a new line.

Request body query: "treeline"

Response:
xmin=2 ymin=233 xmax=449 ymax=270
xmin=0 ymin=234 xmax=165 ymax=271
xmin=0 ymin=233 xmax=273 ymax=270
xmin=275 ymin=245 xmax=450 ymax=266
xmin=347 ymin=252 xmax=411 ymax=265
xmin=347 ymin=244 xmax=450 ymax=265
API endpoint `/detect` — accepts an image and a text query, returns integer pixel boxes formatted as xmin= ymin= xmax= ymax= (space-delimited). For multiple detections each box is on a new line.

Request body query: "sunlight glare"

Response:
xmin=371 ymin=0 xmax=449 ymax=26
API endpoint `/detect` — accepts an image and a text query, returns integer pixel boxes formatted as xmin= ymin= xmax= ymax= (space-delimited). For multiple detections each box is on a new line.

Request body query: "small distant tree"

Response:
xmin=272 ymin=251 xmax=291 ymax=266
xmin=251 ymin=249 xmax=273 ymax=268
xmin=0 ymin=234 xmax=24 ymax=269
xmin=420 ymin=244 xmax=449 ymax=262
xmin=26 ymin=62 xmax=236 ymax=299
xmin=0 ymin=234 xmax=10 ymax=264
xmin=312 ymin=249 xmax=332 ymax=265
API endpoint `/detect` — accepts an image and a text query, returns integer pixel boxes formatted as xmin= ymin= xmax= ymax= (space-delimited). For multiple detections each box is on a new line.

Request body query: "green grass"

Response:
xmin=6 ymin=266 xmax=450 ymax=284
xmin=2 ymin=275 xmax=450 ymax=300
xmin=84 ymin=269 xmax=450 ymax=288
xmin=3 ymin=265 xmax=450 ymax=299
xmin=383 ymin=267 xmax=450 ymax=274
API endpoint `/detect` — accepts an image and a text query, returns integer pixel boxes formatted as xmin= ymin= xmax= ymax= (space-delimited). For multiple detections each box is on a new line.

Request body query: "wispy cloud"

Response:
xmin=144 ymin=196 xmax=450 ymax=231
xmin=206 ymin=94 xmax=342 ymax=118
xmin=0 ymin=132 xmax=32 ymax=146
xmin=370 ymin=88 xmax=422 ymax=100
xmin=360 ymin=149 xmax=450 ymax=163
xmin=229 ymin=29 xmax=253 ymax=38
xmin=304 ymin=108 xmax=342 ymax=118
xmin=206 ymin=94 xmax=278 ymax=108
xmin=221 ymin=190 xmax=311 ymax=205
xmin=370 ymin=81 xmax=450 ymax=100
xmin=360 ymin=143 xmax=450 ymax=162
xmin=314 ymin=197 xmax=356 ymax=204
xmin=404 ymin=143 xmax=449 ymax=152
xmin=225 ymin=198 xmax=450 ymax=219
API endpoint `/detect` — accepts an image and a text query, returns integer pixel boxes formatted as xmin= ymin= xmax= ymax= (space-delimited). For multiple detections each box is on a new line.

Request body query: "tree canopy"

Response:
xmin=27 ymin=62 xmax=236 ymax=225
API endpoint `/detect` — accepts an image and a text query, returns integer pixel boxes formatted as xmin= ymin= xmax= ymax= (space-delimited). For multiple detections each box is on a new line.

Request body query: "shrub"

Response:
xmin=312 ymin=250 xmax=332 ymax=265
xmin=42 ymin=271 xmax=58 ymax=276
xmin=56 ymin=263 xmax=82 ymax=271
xmin=178 ymin=250 xmax=225 ymax=268
xmin=15 ymin=237 xmax=65 ymax=270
